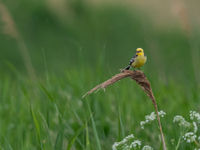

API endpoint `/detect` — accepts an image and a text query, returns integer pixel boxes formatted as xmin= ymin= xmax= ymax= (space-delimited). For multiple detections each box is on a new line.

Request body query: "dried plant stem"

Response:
xmin=173 ymin=0 xmax=200 ymax=87
xmin=83 ymin=70 xmax=167 ymax=150
xmin=0 ymin=2 xmax=36 ymax=80
xmin=151 ymin=94 xmax=167 ymax=150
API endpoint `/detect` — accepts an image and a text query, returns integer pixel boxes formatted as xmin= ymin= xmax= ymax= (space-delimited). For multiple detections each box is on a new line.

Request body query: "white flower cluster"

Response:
xmin=173 ymin=111 xmax=200 ymax=134
xmin=142 ymin=145 xmax=153 ymax=150
xmin=158 ymin=110 xmax=166 ymax=117
xmin=112 ymin=134 xmax=135 ymax=150
xmin=182 ymin=132 xmax=197 ymax=143
xmin=174 ymin=110 xmax=200 ymax=148
xmin=190 ymin=111 xmax=200 ymax=123
xmin=193 ymin=122 xmax=198 ymax=133
xmin=140 ymin=110 xmax=166 ymax=129
xmin=173 ymin=115 xmax=191 ymax=128
xmin=130 ymin=140 xmax=141 ymax=149
xmin=112 ymin=134 xmax=153 ymax=150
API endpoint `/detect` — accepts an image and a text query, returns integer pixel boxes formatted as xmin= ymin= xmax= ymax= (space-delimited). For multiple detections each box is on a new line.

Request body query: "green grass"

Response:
xmin=0 ymin=67 xmax=199 ymax=150
xmin=0 ymin=1 xmax=200 ymax=149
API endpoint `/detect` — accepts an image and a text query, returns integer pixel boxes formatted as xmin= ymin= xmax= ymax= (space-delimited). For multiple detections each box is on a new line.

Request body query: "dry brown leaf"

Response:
xmin=82 ymin=70 xmax=155 ymax=101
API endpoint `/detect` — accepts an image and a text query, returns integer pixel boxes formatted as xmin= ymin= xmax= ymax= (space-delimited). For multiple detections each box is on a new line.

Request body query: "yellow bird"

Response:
xmin=125 ymin=48 xmax=147 ymax=70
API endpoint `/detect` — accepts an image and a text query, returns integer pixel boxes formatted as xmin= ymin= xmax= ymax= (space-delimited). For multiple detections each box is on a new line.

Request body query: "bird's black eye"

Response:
xmin=136 ymin=50 xmax=142 ymax=53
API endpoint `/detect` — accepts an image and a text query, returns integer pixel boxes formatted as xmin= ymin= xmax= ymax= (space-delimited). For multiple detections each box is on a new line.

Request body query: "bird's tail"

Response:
xmin=124 ymin=65 xmax=130 ymax=70
xmin=120 ymin=65 xmax=131 ymax=72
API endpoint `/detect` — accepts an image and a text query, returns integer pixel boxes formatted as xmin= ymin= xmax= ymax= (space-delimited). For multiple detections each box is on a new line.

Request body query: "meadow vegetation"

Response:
xmin=0 ymin=0 xmax=200 ymax=149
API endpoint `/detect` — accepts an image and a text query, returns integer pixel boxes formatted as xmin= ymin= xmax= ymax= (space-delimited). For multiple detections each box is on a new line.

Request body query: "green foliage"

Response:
xmin=0 ymin=68 xmax=199 ymax=149
xmin=0 ymin=1 xmax=200 ymax=149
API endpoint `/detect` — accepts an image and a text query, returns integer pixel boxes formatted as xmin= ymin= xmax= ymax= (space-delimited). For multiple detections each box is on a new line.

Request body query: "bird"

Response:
xmin=124 ymin=48 xmax=147 ymax=70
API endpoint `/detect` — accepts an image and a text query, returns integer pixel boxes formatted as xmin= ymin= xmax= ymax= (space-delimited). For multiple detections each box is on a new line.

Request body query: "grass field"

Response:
xmin=1 ymin=66 xmax=199 ymax=150
xmin=0 ymin=1 xmax=200 ymax=150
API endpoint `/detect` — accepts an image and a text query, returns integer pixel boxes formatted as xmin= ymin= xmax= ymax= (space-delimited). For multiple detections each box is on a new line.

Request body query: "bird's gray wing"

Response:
xmin=124 ymin=54 xmax=137 ymax=70
xmin=129 ymin=54 xmax=137 ymax=65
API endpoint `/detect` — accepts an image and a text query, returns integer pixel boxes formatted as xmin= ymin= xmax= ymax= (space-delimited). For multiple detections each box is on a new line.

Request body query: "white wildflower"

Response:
xmin=182 ymin=132 xmax=197 ymax=143
xmin=142 ymin=145 xmax=154 ymax=150
xmin=123 ymin=144 xmax=130 ymax=150
xmin=190 ymin=111 xmax=200 ymax=123
xmin=124 ymin=134 xmax=134 ymax=141
xmin=112 ymin=142 xmax=118 ymax=150
xmin=173 ymin=115 xmax=191 ymax=128
xmin=112 ymin=134 xmax=153 ymax=150
xmin=140 ymin=110 xmax=166 ymax=129
xmin=198 ymin=136 xmax=200 ymax=142
xmin=145 ymin=112 xmax=156 ymax=121
xmin=158 ymin=110 xmax=166 ymax=117
xmin=112 ymin=134 xmax=134 ymax=150
xmin=112 ymin=143 xmax=129 ymax=150
xmin=193 ymin=122 xmax=198 ymax=133
xmin=130 ymin=140 xmax=141 ymax=148
xmin=140 ymin=121 xmax=145 ymax=129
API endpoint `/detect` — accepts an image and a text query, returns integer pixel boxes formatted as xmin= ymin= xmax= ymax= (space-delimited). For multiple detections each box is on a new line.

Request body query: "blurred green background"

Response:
xmin=0 ymin=0 xmax=200 ymax=149
xmin=1 ymin=0 xmax=200 ymax=80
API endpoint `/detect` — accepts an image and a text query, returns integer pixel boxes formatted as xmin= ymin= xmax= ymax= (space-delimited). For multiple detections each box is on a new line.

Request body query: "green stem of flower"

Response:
xmin=175 ymin=136 xmax=182 ymax=150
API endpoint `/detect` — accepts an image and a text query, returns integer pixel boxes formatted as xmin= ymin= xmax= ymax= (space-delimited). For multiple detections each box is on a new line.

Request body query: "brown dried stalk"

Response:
xmin=83 ymin=70 xmax=167 ymax=150
xmin=0 ymin=2 xmax=36 ymax=80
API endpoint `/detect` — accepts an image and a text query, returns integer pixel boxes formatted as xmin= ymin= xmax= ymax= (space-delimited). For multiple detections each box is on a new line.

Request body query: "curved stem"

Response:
xmin=152 ymin=95 xmax=167 ymax=150
xmin=175 ymin=136 xmax=181 ymax=150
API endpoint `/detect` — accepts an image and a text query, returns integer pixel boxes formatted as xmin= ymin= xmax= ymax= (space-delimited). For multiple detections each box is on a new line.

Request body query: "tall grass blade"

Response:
xmin=66 ymin=125 xmax=85 ymax=150
xmin=3 ymin=138 xmax=13 ymax=150
xmin=4 ymin=61 xmax=20 ymax=77
xmin=117 ymin=109 xmax=125 ymax=141
xmin=86 ymin=102 xmax=101 ymax=150
xmin=39 ymin=112 xmax=53 ymax=148
xmin=40 ymin=84 xmax=55 ymax=102
xmin=85 ymin=122 xmax=90 ymax=150
xmin=54 ymin=131 xmax=63 ymax=150
xmin=30 ymin=107 xmax=42 ymax=150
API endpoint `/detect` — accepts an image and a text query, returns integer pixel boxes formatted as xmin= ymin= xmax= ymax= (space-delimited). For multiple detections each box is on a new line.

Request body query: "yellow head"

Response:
xmin=136 ymin=48 xmax=144 ymax=56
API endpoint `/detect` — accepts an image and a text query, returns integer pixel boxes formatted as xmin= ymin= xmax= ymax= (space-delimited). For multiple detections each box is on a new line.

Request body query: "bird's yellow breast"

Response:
xmin=131 ymin=55 xmax=147 ymax=68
